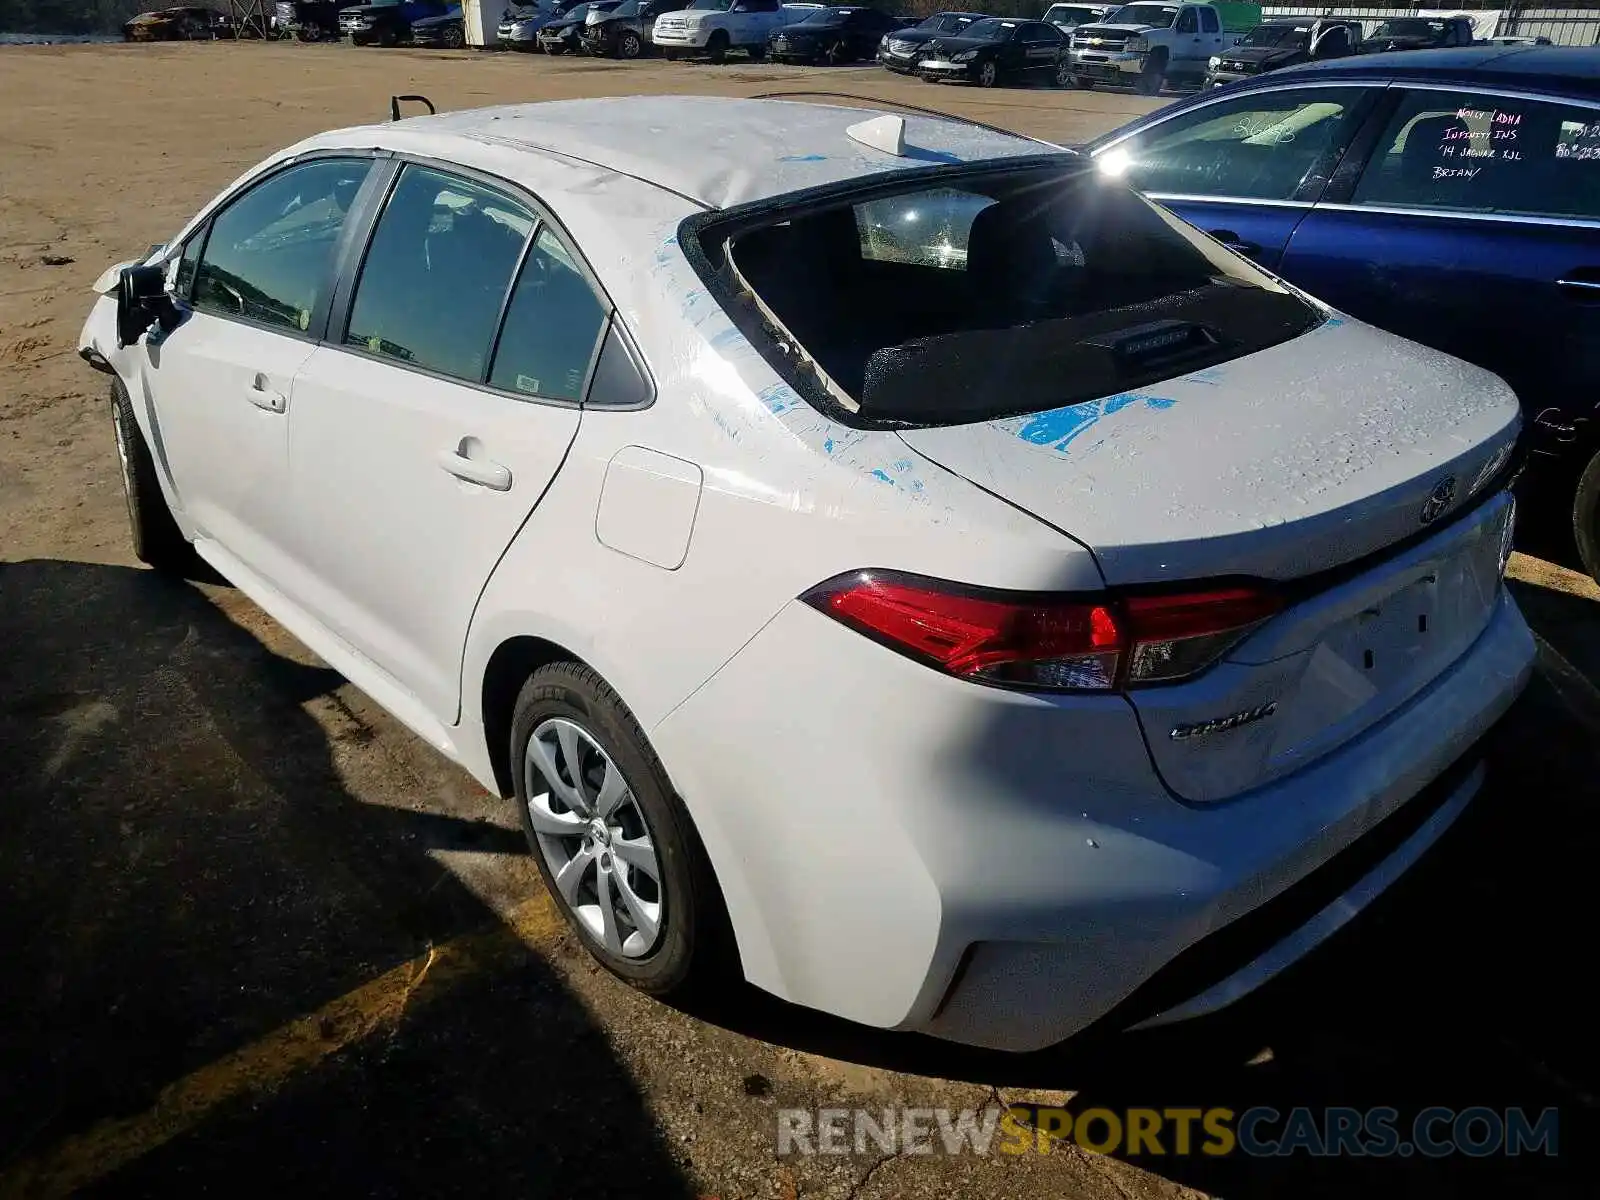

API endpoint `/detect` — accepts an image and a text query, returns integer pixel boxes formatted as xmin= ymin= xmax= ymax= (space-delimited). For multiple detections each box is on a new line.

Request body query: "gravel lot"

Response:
xmin=2 ymin=40 xmax=1598 ymax=1200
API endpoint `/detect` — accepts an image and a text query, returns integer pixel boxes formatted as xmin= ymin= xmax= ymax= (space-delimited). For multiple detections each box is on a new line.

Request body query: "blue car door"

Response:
xmin=1279 ymin=83 xmax=1600 ymax=449
xmin=1089 ymin=82 xmax=1383 ymax=270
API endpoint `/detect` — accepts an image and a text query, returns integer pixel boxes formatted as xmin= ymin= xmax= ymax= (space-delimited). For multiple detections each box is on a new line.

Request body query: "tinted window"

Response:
xmin=1352 ymin=89 xmax=1600 ymax=221
xmin=192 ymin=158 xmax=370 ymax=333
xmin=1175 ymin=7 xmax=1196 ymax=33
xmin=345 ymin=165 xmax=533 ymax=382
xmin=1198 ymin=6 xmax=1217 ymax=32
xmin=964 ymin=17 xmax=1017 ymax=39
xmin=1102 ymin=88 xmax=1364 ymax=200
xmin=1107 ymin=3 xmax=1175 ymax=27
xmin=489 ymin=227 xmax=609 ymax=402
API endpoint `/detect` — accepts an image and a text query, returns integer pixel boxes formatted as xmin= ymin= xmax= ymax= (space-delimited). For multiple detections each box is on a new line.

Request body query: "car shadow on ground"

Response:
xmin=670 ymin=581 xmax=1600 ymax=1195
xmin=0 ymin=559 xmax=692 ymax=1197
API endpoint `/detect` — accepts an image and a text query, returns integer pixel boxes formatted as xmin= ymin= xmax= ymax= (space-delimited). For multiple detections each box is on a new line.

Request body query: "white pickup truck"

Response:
xmin=1067 ymin=0 xmax=1259 ymax=94
xmin=653 ymin=0 xmax=812 ymax=59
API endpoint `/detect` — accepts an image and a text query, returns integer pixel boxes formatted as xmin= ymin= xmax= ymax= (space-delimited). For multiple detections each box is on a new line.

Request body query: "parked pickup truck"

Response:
xmin=1067 ymin=0 xmax=1259 ymax=94
xmin=653 ymin=0 xmax=791 ymax=60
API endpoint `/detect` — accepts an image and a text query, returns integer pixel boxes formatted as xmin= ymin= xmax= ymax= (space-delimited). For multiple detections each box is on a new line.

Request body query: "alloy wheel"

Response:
xmin=524 ymin=717 xmax=664 ymax=958
xmin=978 ymin=59 xmax=997 ymax=87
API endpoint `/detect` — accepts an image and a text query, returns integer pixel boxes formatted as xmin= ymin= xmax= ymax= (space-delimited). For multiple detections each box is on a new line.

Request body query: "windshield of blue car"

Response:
xmin=1372 ymin=18 xmax=1444 ymax=37
xmin=1238 ymin=23 xmax=1307 ymax=47
xmin=706 ymin=164 xmax=1317 ymax=425
xmin=1106 ymin=3 xmax=1176 ymax=27
xmin=962 ymin=17 xmax=1018 ymax=39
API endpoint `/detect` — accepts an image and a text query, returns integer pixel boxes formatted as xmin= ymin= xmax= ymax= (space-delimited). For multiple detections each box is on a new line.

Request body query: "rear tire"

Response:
xmin=1574 ymin=447 xmax=1600 ymax=584
xmin=110 ymin=377 xmax=192 ymax=574
xmin=1054 ymin=59 xmax=1074 ymax=87
xmin=511 ymin=663 xmax=730 ymax=997
xmin=706 ymin=29 xmax=729 ymax=62
xmin=442 ymin=23 xmax=464 ymax=47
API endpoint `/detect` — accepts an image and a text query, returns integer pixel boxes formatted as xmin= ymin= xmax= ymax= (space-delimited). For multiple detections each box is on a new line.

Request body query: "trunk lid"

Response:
xmin=896 ymin=317 xmax=1518 ymax=587
xmin=897 ymin=316 xmax=1521 ymax=802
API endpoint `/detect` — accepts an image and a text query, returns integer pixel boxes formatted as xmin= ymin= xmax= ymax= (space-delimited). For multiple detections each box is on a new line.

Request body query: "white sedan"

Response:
xmin=79 ymin=96 xmax=1534 ymax=1052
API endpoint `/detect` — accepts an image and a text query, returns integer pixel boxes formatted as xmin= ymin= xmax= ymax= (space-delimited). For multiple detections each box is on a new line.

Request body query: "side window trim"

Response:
xmin=182 ymin=151 xmax=382 ymax=344
xmin=321 ymin=157 xmax=404 ymax=346
xmin=482 ymin=215 xmax=547 ymax=387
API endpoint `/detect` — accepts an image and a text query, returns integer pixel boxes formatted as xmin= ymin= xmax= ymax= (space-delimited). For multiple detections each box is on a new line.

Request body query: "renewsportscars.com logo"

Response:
xmin=776 ymin=1105 xmax=1560 ymax=1159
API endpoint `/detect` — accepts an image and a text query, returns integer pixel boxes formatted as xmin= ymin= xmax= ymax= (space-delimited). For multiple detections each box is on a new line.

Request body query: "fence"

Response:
xmin=1261 ymin=5 xmax=1600 ymax=45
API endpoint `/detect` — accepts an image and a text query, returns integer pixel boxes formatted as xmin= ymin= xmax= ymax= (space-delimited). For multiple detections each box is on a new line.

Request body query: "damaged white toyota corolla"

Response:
xmin=79 ymin=95 xmax=1534 ymax=1052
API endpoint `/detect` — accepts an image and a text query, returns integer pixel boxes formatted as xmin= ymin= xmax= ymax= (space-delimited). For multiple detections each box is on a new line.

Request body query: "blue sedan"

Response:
xmin=1085 ymin=46 xmax=1600 ymax=581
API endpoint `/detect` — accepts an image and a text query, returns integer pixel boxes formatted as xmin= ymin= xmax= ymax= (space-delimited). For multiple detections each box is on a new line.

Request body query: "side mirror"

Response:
xmin=116 ymin=264 xmax=179 ymax=349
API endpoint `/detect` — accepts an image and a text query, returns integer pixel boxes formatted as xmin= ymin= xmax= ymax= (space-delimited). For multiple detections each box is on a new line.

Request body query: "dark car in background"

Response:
xmin=916 ymin=16 xmax=1070 ymax=88
xmin=540 ymin=0 xmax=616 ymax=50
xmin=499 ymin=0 xmax=577 ymax=46
xmin=768 ymin=5 xmax=908 ymax=64
xmin=1361 ymin=14 xmax=1475 ymax=54
xmin=409 ymin=5 xmax=466 ymax=44
xmin=580 ymin=0 xmax=680 ymax=57
xmin=339 ymin=0 xmax=451 ymax=44
xmin=275 ymin=0 xmax=344 ymax=39
xmin=877 ymin=10 xmax=982 ymax=73
xmin=1084 ymin=46 xmax=1600 ymax=580
xmin=1205 ymin=17 xmax=1358 ymax=88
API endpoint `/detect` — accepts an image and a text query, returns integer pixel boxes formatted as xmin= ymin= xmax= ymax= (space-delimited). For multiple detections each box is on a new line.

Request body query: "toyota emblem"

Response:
xmin=1419 ymin=475 xmax=1457 ymax=525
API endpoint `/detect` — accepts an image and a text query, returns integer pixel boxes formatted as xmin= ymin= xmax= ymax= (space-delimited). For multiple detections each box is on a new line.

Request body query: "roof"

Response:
xmin=1284 ymin=44 xmax=1600 ymax=98
xmin=355 ymin=96 xmax=1055 ymax=210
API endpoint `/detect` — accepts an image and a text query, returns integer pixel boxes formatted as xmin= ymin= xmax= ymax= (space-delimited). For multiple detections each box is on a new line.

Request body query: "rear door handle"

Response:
xmin=245 ymin=373 xmax=286 ymax=413
xmin=438 ymin=446 xmax=513 ymax=491
xmin=1210 ymin=229 xmax=1261 ymax=256
xmin=1556 ymin=276 xmax=1600 ymax=297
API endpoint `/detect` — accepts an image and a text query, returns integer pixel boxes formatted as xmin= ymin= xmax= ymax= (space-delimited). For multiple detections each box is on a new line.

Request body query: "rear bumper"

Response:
xmin=654 ymin=586 xmax=1533 ymax=1052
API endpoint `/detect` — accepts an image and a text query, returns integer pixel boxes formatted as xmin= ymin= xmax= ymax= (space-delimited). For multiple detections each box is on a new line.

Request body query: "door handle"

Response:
xmin=1210 ymin=229 xmax=1261 ymax=256
xmin=245 ymin=373 xmax=286 ymax=413
xmin=1556 ymin=276 xmax=1600 ymax=296
xmin=438 ymin=446 xmax=513 ymax=491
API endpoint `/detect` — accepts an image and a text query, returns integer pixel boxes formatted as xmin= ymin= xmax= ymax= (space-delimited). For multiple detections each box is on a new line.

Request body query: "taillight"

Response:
xmin=802 ymin=571 xmax=1281 ymax=691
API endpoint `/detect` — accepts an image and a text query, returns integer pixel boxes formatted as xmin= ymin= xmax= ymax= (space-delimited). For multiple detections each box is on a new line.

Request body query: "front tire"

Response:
xmin=975 ymin=58 xmax=998 ymax=87
xmin=511 ymin=663 xmax=727 ymax=996
xmin=110 ymin=378 xmax=192 ymax=574
xmin=1574 ymin=447 xmax=1600 ymax=584
xmin=442 ymin=23 xmax=465 ymax=47
xmin=618 ymin=28 xmax=642 ymax=57
xmin=705 ymin=29 xmax=729 ymax=62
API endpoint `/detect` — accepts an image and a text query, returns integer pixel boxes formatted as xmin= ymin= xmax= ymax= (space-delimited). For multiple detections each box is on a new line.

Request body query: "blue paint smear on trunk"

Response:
xmin=1011 ymin=392 xmax=1178 ymax=454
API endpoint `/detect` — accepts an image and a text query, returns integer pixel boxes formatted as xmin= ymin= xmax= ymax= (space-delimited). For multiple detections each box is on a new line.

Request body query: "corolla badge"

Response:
xmin=1170 ymin=701 xmax=1277 ymax=742
xmin=1419 ymin=475 xmax=1458 ymax=525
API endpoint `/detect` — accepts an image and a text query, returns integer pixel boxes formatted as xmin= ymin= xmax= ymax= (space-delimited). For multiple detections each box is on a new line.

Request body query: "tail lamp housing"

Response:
xmin=801 ymin=570 xmax=1283 ymax=692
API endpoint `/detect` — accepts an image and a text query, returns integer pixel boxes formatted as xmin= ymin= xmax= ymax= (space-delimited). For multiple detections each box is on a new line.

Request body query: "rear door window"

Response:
xmin=1351 ymin=88 xmax=1600 ymax=221
xmin=343 ymin=164 xmax=534 ymax=382
xmin=1100 ymin=87 xmax=1370 ymax=200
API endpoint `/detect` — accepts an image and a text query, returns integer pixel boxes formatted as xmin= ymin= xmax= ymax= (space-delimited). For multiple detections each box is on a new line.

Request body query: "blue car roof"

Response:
xmin=1281 ymin=44 xmax=1600 ymax=98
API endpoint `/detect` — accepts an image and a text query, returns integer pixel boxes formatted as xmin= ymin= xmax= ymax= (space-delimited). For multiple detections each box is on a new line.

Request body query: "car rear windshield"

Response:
xmin=688 ymin=161 xmax=1319 ymax=426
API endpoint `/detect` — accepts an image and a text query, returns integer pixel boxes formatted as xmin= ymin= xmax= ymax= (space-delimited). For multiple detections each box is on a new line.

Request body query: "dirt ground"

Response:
xmin=2 ymin=41 xmax=1599 ymax=1200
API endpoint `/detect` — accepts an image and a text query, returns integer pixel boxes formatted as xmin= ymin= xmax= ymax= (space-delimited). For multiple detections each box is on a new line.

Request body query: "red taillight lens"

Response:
xmin=803 ymin=572 xmax=1281 ymax=691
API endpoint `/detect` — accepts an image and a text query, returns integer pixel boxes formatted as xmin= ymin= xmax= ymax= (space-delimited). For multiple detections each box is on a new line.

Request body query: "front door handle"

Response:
xmin=1210 ymin=229 xmax=1261 ymax=256
xmin=245 ymin=373 xmax=286 ymax=413
xmin=438 ymin=445 xmax=513 ymax=491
